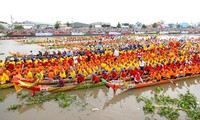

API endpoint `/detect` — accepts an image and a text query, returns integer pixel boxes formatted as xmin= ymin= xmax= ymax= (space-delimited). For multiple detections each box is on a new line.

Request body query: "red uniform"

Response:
xmin=121 ymin=71 xmax=127 ymax=78
xmin=110 ymin=71 xmax=118 ymax=79
xmin=77 ymin=75 xmax=84 ymax=83
xmin=92 ymin=75 xmax=100 ymax=83
xmin=102 ymin=73 xmax=109 ymax=80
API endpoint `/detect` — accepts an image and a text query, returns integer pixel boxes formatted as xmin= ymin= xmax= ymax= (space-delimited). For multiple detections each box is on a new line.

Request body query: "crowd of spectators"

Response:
xmin=0 ymin=27 xmax=200 ymax=36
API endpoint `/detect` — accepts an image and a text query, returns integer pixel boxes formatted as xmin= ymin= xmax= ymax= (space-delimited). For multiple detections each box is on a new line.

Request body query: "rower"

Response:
xmin=76 ymin=74 xmax=85 ymax=84
xmin=101 ymin=70 xmax=109 ymax=81
xmin=120 ymin=68 xmax=127 ymax=82
xmin=91 ymin=73 xmax=100 ymax=84
xmin=139 ymin=58 xmax=145 ymax=71
xmin=57 ymin=77 xmax=65 ymax=87
xmin=110 ymin=68 xmax=118 ymax=80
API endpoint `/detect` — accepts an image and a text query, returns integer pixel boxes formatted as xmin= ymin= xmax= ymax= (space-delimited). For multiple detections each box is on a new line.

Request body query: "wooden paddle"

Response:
xmin=169 ymin=79 xmax=179 ymax=87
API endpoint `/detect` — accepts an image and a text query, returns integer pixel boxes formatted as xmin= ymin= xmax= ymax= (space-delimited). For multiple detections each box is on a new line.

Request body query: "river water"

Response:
xmin=0 ymin=37 xmax=200 ymax=120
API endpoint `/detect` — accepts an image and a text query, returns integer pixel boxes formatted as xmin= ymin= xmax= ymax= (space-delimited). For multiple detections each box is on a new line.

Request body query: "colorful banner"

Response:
xmin=159 ymin=31 xmax=169 ymax=34
xmin=108 ymin=32 xmax=121 ymax=35
xmin=91 ymin=32 xmax=106 ymax=35
xmin=181 ymin=31 xmax=189 ymax=34
xmin=35 ymin=33 xmax=53 ymax=37
xmin=0 ymin=33 xmax=7 ymax=37
xmin=71 ymin=32 xmax=87 ymax=36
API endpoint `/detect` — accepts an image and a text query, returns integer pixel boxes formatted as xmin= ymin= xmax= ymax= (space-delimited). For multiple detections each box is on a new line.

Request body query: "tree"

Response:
xmin=0 ymin=25 xmax=4 ymax=29
xmin=176 ymin=24 xmax=181 ymax=29
xmin=152 ymin=23 xmax=158 ymax=28
xmin=14 ymin=25 xmax=24 ymax=29
xmin=142 ymin=24 xmax=147 ymax=29
xmin=168 ymin=24 xmax=174 ymax=28
xmin=55 ymin=21 xmax=60 ymax=29
xmin=117 ymin=22 xmax=121 ymax=28
xmin=129 ymin=24 xmax=133 ymax=28
xmin=36 ymin=24 xmax=40 ymax=29
xmin=66 ymin=22 xmax=71 ymax=27
xmin=89 ymin=24 xmax=93 ymax=28
xmin=135 ymin=22 xmax=142 ymax=28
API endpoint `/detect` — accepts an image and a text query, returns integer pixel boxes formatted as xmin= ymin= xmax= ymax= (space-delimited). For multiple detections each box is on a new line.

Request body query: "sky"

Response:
xmin=0 ymin=0 xmax=200 ymax=26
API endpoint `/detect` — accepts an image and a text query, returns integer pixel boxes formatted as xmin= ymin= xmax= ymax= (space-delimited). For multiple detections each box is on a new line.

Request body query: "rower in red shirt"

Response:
xmin=110 ymin=68 xmax=119 ymax=80
xmin=120 ymin=68 xmax=127 ymax=81
xmin=102 ymin=70 xmax=109 ymax=81
xmin=76 ymin=74 xmax=85 ymax=84
xmin=91 ymin=73 xmax=100 ymax=83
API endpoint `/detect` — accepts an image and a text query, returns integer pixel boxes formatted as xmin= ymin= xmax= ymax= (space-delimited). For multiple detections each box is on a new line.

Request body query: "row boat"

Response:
xmin=12 ymin=78 xmax=104 ymax=95
xmin=0 ymin=83 xmax=14 ymax=89
xmin=5 ymin=74 xmax=200 ymax=95
xmin=0 ymin=75 xmax=94 ymax=89
xmin=101 ymin=74 xmax=200 ymax=91
xmin=12 ymin=74 xmax=200 ymax=92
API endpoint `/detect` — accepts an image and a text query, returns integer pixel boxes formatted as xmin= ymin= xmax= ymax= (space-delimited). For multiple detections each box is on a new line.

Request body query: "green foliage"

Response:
xmin=168 ymin=24 xmax=174 ymax=28
xmin=66 ymin=22 xmax=71 ymax=27
xmin=89 ymin=24 xmax=92 ymax=28
xmin=17 ymin=93 xmax=29 ymax=99
xmin=0 ymin=25 xmax=4 ymax=29
xmin=178 ymin=91 xmax=198 ymax=109
xmin=157 ymin=107 xmax=179 ymax=120
xmin=72 ymin=83 xmax=104 ymax=90
xmin=14 ymin=25 xmax=24 ymax=29
xmin=154 ymin=94 xmax=179 ymax=105
xmin=0 ymin=96 xmax=5 ymax=102
xmin=142 ymin=24 xmax=147 ymax=29
xmin=84 ymin=90 xmax=94 ymax=97
xmin=185 ymin=107 xmax=200 ymax=120
xmin=117 ymin=22 xmax=121 ymax=28
xmin=7 ymin=104 xmax=22 ymax=111
xmin=143 ymin=99 xmax=155 ymax=114
xmin=152 ymin=23 xmax=158 ymax=28
xmin=136 ymin=96 xmax=147 ymax=103
xmin=136 ymin=87 xmax=200 ymax=120
xmin=176 ymin=24 xmax=181 ymax=29
xmin=54 ymin=21 xmax=60 ymax=29
xmin=155 ymin=86 xmax=164 ymax=93
xmin=26 ymin=92 xmax=54 ymax=105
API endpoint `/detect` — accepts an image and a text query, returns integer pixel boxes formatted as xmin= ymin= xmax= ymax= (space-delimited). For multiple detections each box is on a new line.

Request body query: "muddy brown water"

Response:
xmin=0 ymin=37 xmax=200 ymax=120
xmin=0 ymin=77 xmax=199 ymax=120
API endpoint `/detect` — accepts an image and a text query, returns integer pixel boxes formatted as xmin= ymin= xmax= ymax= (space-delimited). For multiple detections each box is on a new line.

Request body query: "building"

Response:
xmin=134 ymin=22 xmax=142 ymax=29
xmin=70 ymin=22 xmax=89 ymax=28
xmin=0 ymin=21 xmax=10 ymax=29
xmin=180 ymin=22 xmax=190 ymax=28
xmin=12 ymin=20 xmax=36 ymax=29
xmin=121 ymin=23 xmax=129 ymax=28
xmin=90 ymin=22 xmax=111 ymax=28
xmin=191 ymin=22 xmax=199 ymax=28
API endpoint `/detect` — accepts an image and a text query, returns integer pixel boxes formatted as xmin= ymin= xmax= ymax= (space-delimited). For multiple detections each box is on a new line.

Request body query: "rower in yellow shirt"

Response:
xmin=59 ymin=69 xmax=66 ymax=79
xmin=27 ymin=71 xmax=33 ymax=79
xmin=0 ymin=75 xmax=6 ymax=84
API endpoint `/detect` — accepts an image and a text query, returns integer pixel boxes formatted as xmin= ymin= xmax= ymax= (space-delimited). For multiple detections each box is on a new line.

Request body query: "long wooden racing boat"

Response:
xmin=9 ymin=52 xmax=26 ymax=57
xmin=101 ymin=74 xmax=200 ymax=91
xmin=12 ymin=78 xmax=104 ymax=95
xmin=12 ymin=79 xmax=77 ymax=94
xmin=0 ymin=83 xmax=14 ymax=89
xmin=3 ymin=74 xmax=200 ymax=94
xmin=0 ymin=75 xmax=94 ymax=90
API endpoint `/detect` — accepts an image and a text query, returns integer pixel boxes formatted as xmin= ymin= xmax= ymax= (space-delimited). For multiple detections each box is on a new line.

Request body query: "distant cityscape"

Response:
xmin=0 ymin=20 xmax=200 ymax=37
xmin=0 ymin=20 xmax=200 ymax=29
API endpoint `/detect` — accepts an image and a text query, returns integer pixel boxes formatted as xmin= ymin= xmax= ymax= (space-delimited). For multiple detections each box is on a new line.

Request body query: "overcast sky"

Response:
xmin=0 ymin=0 xmax=199 ymax=25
